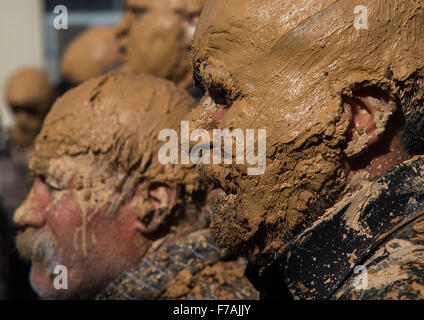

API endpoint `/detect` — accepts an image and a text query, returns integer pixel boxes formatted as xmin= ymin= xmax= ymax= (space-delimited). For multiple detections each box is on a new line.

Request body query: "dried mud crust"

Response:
xmin=161 ymin=258 xmax=258 ymax=300
xmin=191 ymin=0 xmax=424 ymax=267
xmin=335 ymin=216 xmax=424 ymax=300
xmin=96 ymin=229 xmax=259 ymax=300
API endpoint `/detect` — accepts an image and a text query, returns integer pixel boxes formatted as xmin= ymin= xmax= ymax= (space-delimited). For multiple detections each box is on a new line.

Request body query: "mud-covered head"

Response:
xmin=32 ymin=72 xmax=201 ymax=199
xmin=5 ymin=67 xmax=55 ymax=147
xmin=14 ymin=73 xmax=203 ymax=299
xmin=118 ymin=0 xmax=207 ymax=87
xmin=125 ymin=0 xmax=207 ymax=19
xmin=60 ymin=26 xmax=121 ymax=85
xmin=191 ymin=0 xmax=424 ymax=265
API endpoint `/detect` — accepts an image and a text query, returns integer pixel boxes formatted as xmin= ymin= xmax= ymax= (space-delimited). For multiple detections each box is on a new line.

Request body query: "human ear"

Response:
xmin=343 ymin=86 xmax=394 ymax=158
xmin=133 ymin=183 xmax=176 ymax=235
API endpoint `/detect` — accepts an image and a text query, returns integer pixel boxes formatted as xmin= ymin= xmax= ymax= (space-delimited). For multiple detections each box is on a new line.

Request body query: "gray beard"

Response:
xmin=15 ymin=227 xmax=60 ymax=277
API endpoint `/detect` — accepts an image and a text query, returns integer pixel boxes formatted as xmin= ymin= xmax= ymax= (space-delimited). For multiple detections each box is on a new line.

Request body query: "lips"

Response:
xmin=208 ymin=184 xmax=231 ymax=209
xmin=15 ymin=227 xmax=59 ymax=276
xmin=213 ymin=107 xmax=227 ymax=120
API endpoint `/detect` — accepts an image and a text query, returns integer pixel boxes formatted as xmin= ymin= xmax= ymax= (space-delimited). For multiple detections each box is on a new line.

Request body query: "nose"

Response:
xmin=13 ymin=182 xmax=47 ymax=228
xmin=13 ymin=199 xmax=45 ymax=228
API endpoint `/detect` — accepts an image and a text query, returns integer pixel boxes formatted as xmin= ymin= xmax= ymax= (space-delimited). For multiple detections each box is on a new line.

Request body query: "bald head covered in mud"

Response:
xmin=61 ymin=26 xmax=121 ymax=85
xmin=118 ymin=0 xmax=207 ymax=88
xmin=190 ymin=0 xmax=424 ymax=267
xmin=5 ymin=67 xmax=54 ymax=147
xmin=13 ymin=73 xmax=205 ymax=299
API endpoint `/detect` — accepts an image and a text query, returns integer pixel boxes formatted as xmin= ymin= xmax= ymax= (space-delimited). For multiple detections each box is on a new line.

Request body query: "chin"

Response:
xmin=30 ymin=264 xmax=59 ymax=299
xmin=209 ymin=196 xmax=254 ymax=257
xmin=29 ymin=263 xmax=77 ymax=300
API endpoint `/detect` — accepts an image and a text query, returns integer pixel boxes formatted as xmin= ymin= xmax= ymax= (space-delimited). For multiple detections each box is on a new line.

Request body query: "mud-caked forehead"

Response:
xmin=31 ymin=73 xmax=198 ymax=188
xmin=126 ymin=0 xmax=207 ymax=16
xmin=195 ymin=0 xmax=424 ymax=141
xmin=193 ymin=0 xmax=338 ymax=82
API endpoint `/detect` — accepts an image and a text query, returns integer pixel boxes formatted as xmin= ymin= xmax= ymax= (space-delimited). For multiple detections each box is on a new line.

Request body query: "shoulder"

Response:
xmin=334 ymin=217 xmax=424 ymax=300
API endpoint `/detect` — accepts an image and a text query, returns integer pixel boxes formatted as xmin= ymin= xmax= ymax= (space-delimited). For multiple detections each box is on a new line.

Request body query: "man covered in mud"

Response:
xmin=190 ymin=0 xmax=424 ymax=299
xmin=13 ymin=72 xmax=258 ymax=300
xmin=117 ymin=0 xmax=207 ymax=90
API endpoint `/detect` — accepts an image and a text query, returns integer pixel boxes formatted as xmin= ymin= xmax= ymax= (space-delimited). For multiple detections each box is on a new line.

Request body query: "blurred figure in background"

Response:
xmin=60 ymin=26 xmax=121 ymax=87
xmin=117 ymin=0 xmax=207 ymax=91
xmin=0 ymin=67 xmax=55 ymax=299
xmin=1 ymin=67 xmax=55 ymax=223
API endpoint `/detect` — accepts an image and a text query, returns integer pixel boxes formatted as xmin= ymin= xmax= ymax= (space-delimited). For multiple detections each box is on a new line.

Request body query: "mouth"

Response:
xmin=208 ymin=181 xmax=235 ymax=207
xmin=210 ymin=186 xmax=226 ymax=197
xmin=15 ymin=227 xmax=59 ymax=276
xmin=118 ymin=39 xmax=129 ymax=61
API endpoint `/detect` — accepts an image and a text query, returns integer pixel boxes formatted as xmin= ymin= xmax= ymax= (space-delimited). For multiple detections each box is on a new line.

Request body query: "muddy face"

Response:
xmin=13 ymin=73 xmax=201 ymax=298
xmin=118 ymin=0 xmax=206 ymax=86
xmin=191 ymin=0 xmax=424 ymax=266
xmin=15 ymin=154 xmax=151 ymax=299
xmin=118 ymin=10 xmax=190 ymax=85
xmin=5 ymin=68 xmax=54 ymax=147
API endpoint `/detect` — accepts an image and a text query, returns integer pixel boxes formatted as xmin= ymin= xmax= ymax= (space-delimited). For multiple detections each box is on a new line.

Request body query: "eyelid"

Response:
xmin=42 ymin=177 xmax=63 ymax=192
xmin=208 ymin=82 xmax=238 ymax=109
xmin=130 ymin=7 xmax=147 ymax=17
xmin=46 ymin=183 xmax=62 ymax=192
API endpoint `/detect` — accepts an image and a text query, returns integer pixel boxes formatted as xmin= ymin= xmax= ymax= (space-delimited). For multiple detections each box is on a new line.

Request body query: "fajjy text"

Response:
xmin=173 ymin=304 xmax=252 ymax=317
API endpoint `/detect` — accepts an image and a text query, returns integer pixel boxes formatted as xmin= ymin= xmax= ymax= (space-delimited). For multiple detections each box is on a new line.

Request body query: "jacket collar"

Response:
xmin=247 ymin=156 xmax=424 ymax=300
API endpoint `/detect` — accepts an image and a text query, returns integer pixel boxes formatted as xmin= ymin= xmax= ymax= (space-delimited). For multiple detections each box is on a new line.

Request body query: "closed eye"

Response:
xmin=193 ymin=69 xmax=235 ymax=109
xmin=208 ymin=84 xmax=234 ymax=109
xmin=130 ymin=7 xmax=147 ymax=18
xmin=40 ymin=176 xmax=63 ymax=192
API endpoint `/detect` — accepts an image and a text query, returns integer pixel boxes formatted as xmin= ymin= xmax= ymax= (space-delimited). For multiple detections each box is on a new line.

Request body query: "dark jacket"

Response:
xmin=247 ymin=156 xmax=424 ymax=300
xmin=97 ymin=229 xmax=259 ymax=300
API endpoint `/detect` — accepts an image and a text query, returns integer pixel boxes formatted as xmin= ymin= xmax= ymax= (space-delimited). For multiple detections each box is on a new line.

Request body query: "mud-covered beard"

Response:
xmin=15 ymin=227 xmax=60 ymax=289
xmin=209 ymin=188 xmax=342 ymax=269
xmin=207 ymin=155 xmax=345 ymax=269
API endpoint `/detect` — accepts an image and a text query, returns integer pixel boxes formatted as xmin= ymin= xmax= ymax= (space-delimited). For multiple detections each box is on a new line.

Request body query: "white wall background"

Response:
xmin=0 ymin=0 xmax=44 ymax=130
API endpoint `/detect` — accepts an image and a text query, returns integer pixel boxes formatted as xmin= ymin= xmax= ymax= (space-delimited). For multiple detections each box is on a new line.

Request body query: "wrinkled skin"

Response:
xmin=14 ymin=154 xmax=151 ymax=299
xmin=117 ymin=0 xmax=206 ymax=87
xmin=13 ymin=73 xmax=201 ymax=299
xmin=190 ymin=0 xmax=424 ymax=266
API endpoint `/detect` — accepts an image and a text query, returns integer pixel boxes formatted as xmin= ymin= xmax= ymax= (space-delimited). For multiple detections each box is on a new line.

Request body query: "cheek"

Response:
xmin=33 ymin=181 xmax=53 ymax=209
xmin=46 ymin=192 xmax=83 ymax=238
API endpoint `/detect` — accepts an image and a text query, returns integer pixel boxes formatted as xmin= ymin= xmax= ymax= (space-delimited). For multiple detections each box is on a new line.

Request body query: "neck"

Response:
xmin=345 ymin=121 xmax=411 ymax=187
xmin=145 ymin=202 xmax=209 ymax=257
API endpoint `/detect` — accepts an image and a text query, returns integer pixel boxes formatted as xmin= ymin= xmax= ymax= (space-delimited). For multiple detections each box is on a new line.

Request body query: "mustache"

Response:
xmin=15 ymin=227 xmax=60 ymax=275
